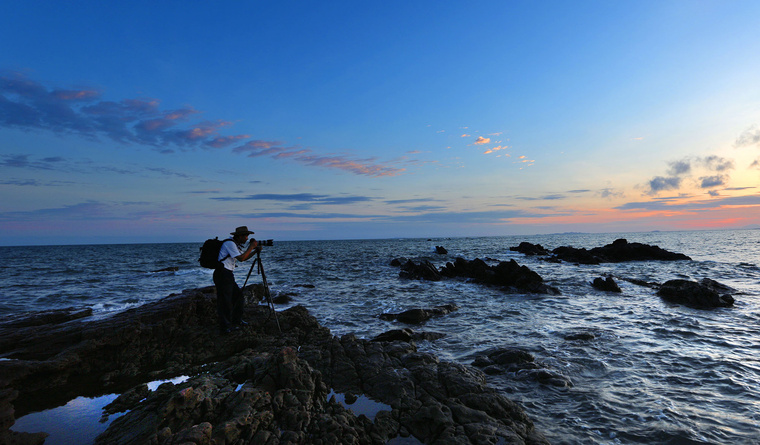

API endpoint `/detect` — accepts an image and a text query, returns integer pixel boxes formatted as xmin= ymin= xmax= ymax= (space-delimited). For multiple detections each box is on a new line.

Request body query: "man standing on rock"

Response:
xmin=214 ymin=226 xmax=260 ymax=334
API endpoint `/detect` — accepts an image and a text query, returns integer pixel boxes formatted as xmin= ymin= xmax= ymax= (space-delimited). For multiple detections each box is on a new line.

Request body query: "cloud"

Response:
xmin=735 ymin=125 xmax=760 ymax=147
xmin=0 ymin=200 xmax=178 ymax=222
xmin=1 ymin=154 xmax=67 ymax=170
xmin=702 ymin=155 xmax=734 ymax=172
xmin=699 ymin=175 xmax=727 ymax=188
xmin=384 ymin=198 xmax=439 ymax=205
xmin=395 ymin=205 xmax=448 ymax=213
xmin=645 ymin=155 xmax=736 ymax=195
xmin=616 ymin=193 xmax=760 ymax=211
xmin=647 ymin=176 xmax=681 ymax=194
xmin=599 ymin=188 xmax=624 ymax=199
xmin=473 ymin=136 xmax=490 ymax=145
xmin=211 ymin=193 xmax=374 ymax=206
xmin=1 ymin=71 xmax=405 ymax=177
xmin=667 ymin=160 xmax=691 ymax=176
xmin=516 ymin=194 xmax=567 ymax=201
xmin=483 ymin=145 xmax=509 ymax=155
xmin=231 ymin=140 xmax=406 ymax=177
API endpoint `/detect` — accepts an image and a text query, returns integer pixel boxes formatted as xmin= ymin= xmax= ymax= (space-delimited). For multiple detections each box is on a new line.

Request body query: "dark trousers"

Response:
xmin=213 ymin=268 xmax=244 ymax=329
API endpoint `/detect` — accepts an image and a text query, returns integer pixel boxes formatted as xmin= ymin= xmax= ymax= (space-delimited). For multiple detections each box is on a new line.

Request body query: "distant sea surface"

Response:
xmin=2 ymin=230 xmax=759 ymax=444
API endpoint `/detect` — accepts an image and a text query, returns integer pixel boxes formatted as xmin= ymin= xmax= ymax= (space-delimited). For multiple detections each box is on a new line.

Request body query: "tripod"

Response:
xmin=243 ymin=248 xmax=281 ymax=333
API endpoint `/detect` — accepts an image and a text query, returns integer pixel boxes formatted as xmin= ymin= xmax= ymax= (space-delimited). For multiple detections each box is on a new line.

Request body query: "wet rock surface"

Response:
xmin=440 ymin=258 xmax=561 ymax=295
xmin=511 ymin=238 xmax=691 ymax=264
xmin=379 ymin=304 xmax=460 ymax=324
xmin=591 ymin=276 xmax=622 ymax=293
xmin=0 ymin=286 xmax=548 ymax=444
xmin=658 ymin=279 xmax=735 ymax=308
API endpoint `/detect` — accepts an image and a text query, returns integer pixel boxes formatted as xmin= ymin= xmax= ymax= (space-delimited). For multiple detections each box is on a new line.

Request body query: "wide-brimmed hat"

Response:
xmin=231 ymin=226 xmax=255 ymax=236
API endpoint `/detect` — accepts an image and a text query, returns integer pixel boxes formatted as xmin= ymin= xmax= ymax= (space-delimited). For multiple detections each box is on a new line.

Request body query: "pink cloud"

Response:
xmin=474 ymin=136 xmax=490 ymax=145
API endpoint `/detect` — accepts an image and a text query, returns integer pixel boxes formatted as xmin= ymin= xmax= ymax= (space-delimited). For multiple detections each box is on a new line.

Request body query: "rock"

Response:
xmin=271 ymin=293 xmax=294 ymax=304
xmin=699 ymin=278 xmax=736 ymax=294
xmin=0 ymin=288 xmax=548 ymax=445
xmin=471 ymin=347 xmax=573 ymax=388
xmin=389 ymin=257 xmax=408 ymax=267
xmin=103 ymin=383 xmax=150 ymax=415
xmin=509 ymin=242 xmax=549 ymax=256
xmin=592 ymin=276 xmax=622 ymax=292
xmin=658 ymin=279 xmax=735 ymax=308
xmin=440 ymin=257 xmax=560 ymax=294
xmin=371 ymin=329 xmax=446 ymax=343
xmin=435 ymin=246 xmax=448 ymax=254
xmin=379 ymin=304 xmax=459 ymax=324
xmin=398 ymin=259 xmax=442 ymax=281
xmin=564 ymin=331 xmax=596 ymax=341
xmin=552 ymin=239 xmax=691 ymax=264
xmin=371 ymin=328 xmax=414 ymax=342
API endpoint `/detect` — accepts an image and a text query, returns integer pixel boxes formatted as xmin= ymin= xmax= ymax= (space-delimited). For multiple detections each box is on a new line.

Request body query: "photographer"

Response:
xmin=213 ymin=226 xmax=260 ymax=334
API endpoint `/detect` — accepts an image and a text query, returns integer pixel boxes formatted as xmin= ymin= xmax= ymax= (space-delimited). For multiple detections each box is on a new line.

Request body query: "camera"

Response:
xmin=253 ymin=239 xmax=273 ymax=246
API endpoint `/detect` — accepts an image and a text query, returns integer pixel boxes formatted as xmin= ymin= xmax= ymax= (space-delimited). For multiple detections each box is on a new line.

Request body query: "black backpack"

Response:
xmin=199 ymin=238 xmax=234 ymax=269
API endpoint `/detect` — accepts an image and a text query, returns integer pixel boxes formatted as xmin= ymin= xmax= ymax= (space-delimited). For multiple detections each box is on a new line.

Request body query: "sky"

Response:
xmin=2 ymin=1 xmax=760 ymax=245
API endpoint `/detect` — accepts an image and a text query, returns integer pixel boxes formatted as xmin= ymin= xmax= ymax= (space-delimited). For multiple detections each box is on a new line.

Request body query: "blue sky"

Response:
xmin=2 ymin=1 xmax=760 ymax=245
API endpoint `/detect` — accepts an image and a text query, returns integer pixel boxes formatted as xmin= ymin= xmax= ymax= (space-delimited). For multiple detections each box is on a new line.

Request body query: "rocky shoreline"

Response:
xmin=0 ymin=285 xmax=548 ymax=445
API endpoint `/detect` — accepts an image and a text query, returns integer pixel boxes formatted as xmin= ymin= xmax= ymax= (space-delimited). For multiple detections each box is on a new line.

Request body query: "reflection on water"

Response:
xmin=11 ymin=393 xmax=121 ymax=445
xmin=326 ymin=389 xmax=391 ymax=421
xmin=11 ymin=376 xmax=190 ymax=444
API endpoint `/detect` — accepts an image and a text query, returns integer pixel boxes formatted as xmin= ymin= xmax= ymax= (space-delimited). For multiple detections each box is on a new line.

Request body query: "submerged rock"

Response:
xmin=471 ymin=347 xmax=573 ymax=388
xmin=379 ymin=304 xmax=459 ymax=324
xmin=0 ymin=286 xmax=547 ymax=444
xmin=592 ymin=276 xmax=622 ymax=293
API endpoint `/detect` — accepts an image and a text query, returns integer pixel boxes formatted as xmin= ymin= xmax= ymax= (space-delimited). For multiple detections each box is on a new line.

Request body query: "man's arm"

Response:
xmin=235 ymin=239 xmax=259 ymax=262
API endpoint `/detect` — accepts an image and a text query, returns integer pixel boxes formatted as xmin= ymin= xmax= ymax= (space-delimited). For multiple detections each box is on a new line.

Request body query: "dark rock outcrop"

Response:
xmin=509 ymin=242 xmax=549 ymax=256
xmin=399 ymin=259 xmax=443 ymax=281
xmin=0 ymin=287 xmax=547 ymax=445
xmin=440 ymin=258 xmax=561 ymax=295
xmin=552 ymin=238 xmax=691 ymax=264
xmin=435 ymin=246 xmax=448 ymax=254
xmin=592 ymin=276 xmax=622 ymax=293
xmin=657 ymin=279 xmax=735 ymax=308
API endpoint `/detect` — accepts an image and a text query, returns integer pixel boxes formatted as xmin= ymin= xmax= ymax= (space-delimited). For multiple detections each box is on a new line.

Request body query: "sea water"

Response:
xmin=2 ymin=229 xmax=759 ymax=443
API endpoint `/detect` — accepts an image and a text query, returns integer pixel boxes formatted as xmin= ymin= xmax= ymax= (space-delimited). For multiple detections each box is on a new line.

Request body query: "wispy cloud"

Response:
xmin=483 ymin=145 xmax=509 ymax=155
xmin=616 ymin=194 xmax=760 ymax=211
xmin=211 ymin=193 xmax=374 ymax=206
xmin=735 ymin=125 xmax=760 ymax=147
xmin=0 ymin=71 xmax=406 ymax=177
xmin=473 ymin=136 xmax=490 ymax=145
xmin=1 ymin=154 xmax=66 ymax=170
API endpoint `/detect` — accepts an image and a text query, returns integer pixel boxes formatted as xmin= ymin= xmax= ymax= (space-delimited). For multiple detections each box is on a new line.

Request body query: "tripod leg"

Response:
xmin=256 ymin=251 xmax=281 ymax=333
